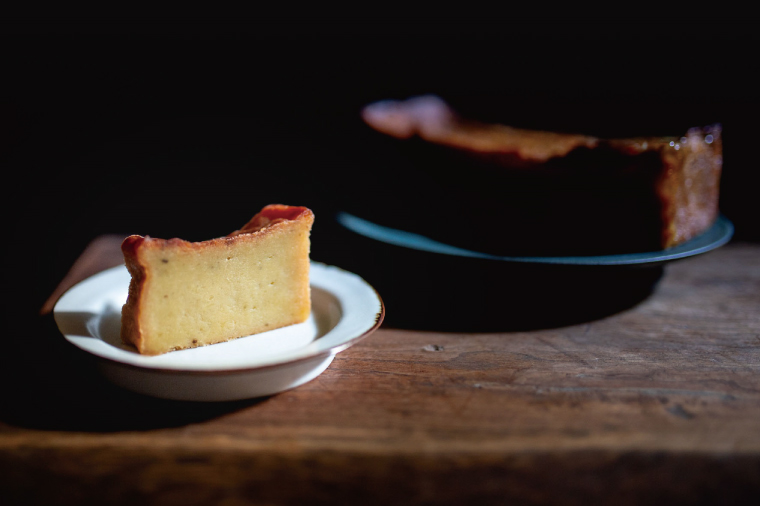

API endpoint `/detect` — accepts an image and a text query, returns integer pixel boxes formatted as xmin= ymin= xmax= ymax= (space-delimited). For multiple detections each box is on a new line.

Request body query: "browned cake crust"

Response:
xmin=361 ymin=96 xmax=722 ymax=254
xmin=121 ymin=205 xmax=314 ymax=355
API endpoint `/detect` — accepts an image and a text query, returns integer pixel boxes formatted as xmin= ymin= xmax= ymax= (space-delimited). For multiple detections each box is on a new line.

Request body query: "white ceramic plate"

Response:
xmin=54 ymin=262 xmax=384 ymax=401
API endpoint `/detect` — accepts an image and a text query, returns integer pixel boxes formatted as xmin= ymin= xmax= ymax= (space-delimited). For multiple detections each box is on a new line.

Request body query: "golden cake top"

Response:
xmin=361 ymin=95 xmax=722 ymax=163
xmin=122 ymin=205 xmax=314 ymax=254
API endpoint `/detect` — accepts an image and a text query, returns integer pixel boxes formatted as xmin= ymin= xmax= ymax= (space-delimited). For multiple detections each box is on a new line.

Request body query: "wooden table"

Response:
xmin=3 ymin=238 xmax=759 ymax=505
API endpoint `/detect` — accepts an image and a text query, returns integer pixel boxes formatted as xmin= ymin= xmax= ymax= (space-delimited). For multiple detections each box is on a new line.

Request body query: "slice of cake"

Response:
xmin=357 ymin=95 xmax=722 ymax=256
xmin=121 ymin=205 xmax=314 ymax=355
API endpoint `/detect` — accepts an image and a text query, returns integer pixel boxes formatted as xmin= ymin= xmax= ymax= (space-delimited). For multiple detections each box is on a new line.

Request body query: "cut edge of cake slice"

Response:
xmin=121 ymin=205 xmax=314 ymax=356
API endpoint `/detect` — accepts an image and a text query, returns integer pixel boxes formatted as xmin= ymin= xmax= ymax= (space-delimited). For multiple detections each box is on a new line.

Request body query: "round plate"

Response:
xmin=54 ymin=262 xmax=384 ymax=401
xmin=337 ymin=212 xmax=734 ymax=266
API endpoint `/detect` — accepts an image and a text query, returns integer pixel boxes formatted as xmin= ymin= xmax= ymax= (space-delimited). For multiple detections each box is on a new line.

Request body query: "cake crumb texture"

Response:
xmin=120 ymin=205 xmax=314 ymax=355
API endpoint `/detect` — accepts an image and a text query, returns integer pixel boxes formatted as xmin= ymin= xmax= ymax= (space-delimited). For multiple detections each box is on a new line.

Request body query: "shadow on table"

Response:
xmin=377 ymin=263 xmax=664 ymax=332
xmin=1 ymin=315 xmax=267 ymax=432
xmin=318 ymin=218 xmax=666 ymax=332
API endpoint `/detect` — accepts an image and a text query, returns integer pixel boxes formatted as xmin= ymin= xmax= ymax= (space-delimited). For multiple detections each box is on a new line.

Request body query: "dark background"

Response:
xmin=2 ymin=18 xmax=759 ymax=331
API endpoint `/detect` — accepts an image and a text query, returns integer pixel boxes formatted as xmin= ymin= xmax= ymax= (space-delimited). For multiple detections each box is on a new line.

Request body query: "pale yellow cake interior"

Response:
xmin=135 ymin=223 xmax=310 ymax=355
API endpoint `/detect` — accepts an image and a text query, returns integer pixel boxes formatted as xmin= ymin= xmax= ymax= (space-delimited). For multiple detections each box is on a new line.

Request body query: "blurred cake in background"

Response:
xmin=354 ymin=95 xmax=722 ymax=257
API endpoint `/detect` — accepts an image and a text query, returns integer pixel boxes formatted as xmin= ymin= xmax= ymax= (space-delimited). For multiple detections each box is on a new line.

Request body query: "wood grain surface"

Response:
xmin=3 ymin=240 xmax=759 ymax=505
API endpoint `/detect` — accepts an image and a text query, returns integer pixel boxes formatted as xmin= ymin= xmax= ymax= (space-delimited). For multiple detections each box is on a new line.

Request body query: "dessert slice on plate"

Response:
xmin=121 ymin=205 xmax=314 ymax=355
